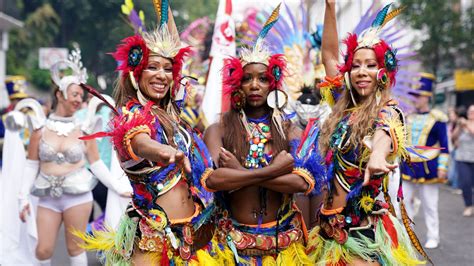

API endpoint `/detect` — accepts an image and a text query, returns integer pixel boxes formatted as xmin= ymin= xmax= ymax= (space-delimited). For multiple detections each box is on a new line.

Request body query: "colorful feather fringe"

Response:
xmin=306 ymin=213 xmax=426 ymax=265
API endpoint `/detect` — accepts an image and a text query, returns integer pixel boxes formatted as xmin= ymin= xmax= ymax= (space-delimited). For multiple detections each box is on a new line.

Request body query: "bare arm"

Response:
xmin=363 ymin=129 xmax=398 ymax=185
xmin=27 ymin=129 xmax=41 ymax=160
xmin=259 ymin=125 xmax=309 ymax=193
xmin=203 ymin=123 xmax=291 ymax=191
xmin=322 ymin=0 xmax=340 ymax=77
xmin=85 ymin=138 xmax=100 ymax=163
xmin=130 ymin=133 xmax=191 ymax=173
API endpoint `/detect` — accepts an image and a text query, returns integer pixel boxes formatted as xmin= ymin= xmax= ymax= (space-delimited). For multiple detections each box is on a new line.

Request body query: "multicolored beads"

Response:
xmin=244 ymin=122 xmax=271 ymax=169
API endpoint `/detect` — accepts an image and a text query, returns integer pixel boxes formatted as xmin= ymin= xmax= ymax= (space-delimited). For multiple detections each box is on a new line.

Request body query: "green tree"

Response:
xmin=399 ymin=0 xmax=473 ymax=79
xmin=6 ymin=0 xmax=218 ymax=94
xmin=7 ymin=3 xmax=60 ymax=91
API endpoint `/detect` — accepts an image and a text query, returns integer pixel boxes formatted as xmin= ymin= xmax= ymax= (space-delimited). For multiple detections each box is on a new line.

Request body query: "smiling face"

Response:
xmin=350 ymin=48 xmax=379 ymax=100
xmin=241 ymin=63 xmax=271 ymax=108
xmin=57 ymin=84 xmax=84 ymax=116
xmin=139 ymin=56 xmax=173 ymax=103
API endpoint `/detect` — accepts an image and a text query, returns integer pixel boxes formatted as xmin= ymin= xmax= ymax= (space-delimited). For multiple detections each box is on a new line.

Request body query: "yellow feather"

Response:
xmin=381 ymin=6 xmax=406 ymax=28
xmin=70 ymin=227 xmax=116 ymax=251
xmin=152 ymin=0 xmax=162 ymax=22
xmin=263 ymin=3 xmax=281 ymax=28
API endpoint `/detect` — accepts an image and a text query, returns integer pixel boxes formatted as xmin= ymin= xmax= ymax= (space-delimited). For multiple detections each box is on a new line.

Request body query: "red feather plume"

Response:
xmin=171 ymin=46 xmax=193 ymax=98
xmin=222 ymin=57 xmax=244 ymax=96
xmin=267 ymin=54 xmax=287 ymax=91
xmin=338 ymin=33 xmax=359 ymax=75
xmin=109 ymin=35 xmax=150 ymax=82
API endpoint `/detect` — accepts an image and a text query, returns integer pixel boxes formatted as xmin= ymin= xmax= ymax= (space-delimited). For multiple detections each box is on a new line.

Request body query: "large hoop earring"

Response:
xmin=376 ymin=68 xmax=388 ymax=86
xmin=266 ymin=89 xmax=288 ymax=109
xmin=345 ymin=72 xmax=357 ymax=107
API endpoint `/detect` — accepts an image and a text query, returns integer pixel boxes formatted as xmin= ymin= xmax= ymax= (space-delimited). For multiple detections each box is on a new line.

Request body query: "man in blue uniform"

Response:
xmin=401 ymin=73 xmax=449 ymax=249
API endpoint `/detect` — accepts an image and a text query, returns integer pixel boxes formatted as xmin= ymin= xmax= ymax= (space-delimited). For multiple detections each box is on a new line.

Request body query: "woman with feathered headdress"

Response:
xmin=306 ymin=1 xmax=430 ymax=265
xmin=74 ymin=1 xmax=233 ymax=265
xmin=201 ymin=4 xmax=326 ymax=265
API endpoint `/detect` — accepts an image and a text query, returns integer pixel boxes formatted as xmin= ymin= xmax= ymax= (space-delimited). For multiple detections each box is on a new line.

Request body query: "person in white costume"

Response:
xmin=2 ymin=47 xmax=131 ymax=266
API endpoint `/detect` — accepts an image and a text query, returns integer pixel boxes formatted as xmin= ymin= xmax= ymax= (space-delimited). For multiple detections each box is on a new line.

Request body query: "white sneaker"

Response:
xmin=424 ymin=239 xmax=439 ymax=249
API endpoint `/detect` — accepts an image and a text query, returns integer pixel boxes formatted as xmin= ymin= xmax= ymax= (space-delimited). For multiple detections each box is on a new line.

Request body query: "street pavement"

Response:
xmin=50 ymin=184 xmax=473 ymax=265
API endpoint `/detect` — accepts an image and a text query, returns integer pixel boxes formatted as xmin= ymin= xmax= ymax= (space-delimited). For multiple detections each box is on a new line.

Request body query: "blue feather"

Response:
xmin=372 ymin=3 xmax=392 ymax=27
xmin=346 ymin=180 xmax=363 ymax=201
xmin=258 ymin=21 xmax=277 ymax=40
xmin=160 ymin=0 xmax=169 ymax=27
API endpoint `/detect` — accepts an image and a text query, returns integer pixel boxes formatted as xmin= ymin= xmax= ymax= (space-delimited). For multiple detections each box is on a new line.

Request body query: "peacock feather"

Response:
xmin=371 ymin=3 xmax=392 ymax=27
xmin=257 ymin=3 xmax=281 ymax=42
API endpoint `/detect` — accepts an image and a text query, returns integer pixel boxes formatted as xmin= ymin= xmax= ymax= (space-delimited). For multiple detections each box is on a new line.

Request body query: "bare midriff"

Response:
xmin=229 ymin=185 xmax=282 ymax=225
xmin=155 ymin=180 xmax=195 ymax=220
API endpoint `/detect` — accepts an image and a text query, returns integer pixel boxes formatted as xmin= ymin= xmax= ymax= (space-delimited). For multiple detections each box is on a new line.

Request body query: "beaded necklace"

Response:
xmin=243 ymin=114 xmax=272 ymax=225
xmin=244 ymin=114 xmax=272 ymax=169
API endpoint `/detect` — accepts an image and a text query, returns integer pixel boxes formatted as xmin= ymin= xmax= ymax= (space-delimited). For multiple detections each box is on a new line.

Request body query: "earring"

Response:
xmin=231 ymin=89 xmax=246 ymax=110
xmin=345 ymin=72 xmax=357 ymax=107
xmin=376 ymin=68 xmax=388 ymax=86
xmin=266 ymin=89 xmax=288 ymax=109
xmin=375 ymin=87 xmax=382 ymax=106
xmin=129 ymin=71 xmax=139 ymax=91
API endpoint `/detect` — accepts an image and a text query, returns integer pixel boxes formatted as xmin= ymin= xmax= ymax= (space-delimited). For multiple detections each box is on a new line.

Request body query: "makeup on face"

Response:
xmin=241 ymin=63 xmax=271 ymax=107
xmin=350 ymin=48 xmax=379 ymax=98
xmin=139 ymin=56 xmax=173 ymax=101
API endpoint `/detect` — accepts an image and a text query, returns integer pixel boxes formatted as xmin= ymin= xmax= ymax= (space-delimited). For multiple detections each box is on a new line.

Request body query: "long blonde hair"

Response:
xmin=319 ymin=84 xmax=391 ymax=156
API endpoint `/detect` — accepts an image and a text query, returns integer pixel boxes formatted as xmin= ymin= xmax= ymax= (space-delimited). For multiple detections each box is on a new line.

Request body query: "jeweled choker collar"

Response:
xmin=48 ymin=113 xmax=75 ymax=122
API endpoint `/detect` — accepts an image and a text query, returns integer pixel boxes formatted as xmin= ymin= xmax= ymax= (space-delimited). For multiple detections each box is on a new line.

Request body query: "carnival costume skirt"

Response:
xmin=74 ymin=203 xmax=234 ymax=265
xmin=218 ymin=209 xmax=312 ymax=266
xmin=306 ymin=212 xmax=425 ymax=266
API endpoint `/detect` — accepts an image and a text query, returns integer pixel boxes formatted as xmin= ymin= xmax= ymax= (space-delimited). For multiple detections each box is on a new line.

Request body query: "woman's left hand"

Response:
xmin=363 ymin=152 xmax=398 ymax=186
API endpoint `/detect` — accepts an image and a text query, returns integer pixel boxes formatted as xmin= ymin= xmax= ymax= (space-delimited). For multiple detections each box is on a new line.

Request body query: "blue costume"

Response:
xmin=400 ymin=73 xmax=448 ymax=249
xmin=401 ymin=74 xmax=449 ymax=183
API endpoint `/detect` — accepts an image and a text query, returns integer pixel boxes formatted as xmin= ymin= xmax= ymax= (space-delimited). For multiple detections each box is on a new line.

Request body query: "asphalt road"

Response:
xmin=49 ymin=184 xmax=473 ymax=265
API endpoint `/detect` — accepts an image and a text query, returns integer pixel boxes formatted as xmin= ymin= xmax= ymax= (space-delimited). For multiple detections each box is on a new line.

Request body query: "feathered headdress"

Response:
xmin=111 ymin=0 xmax=191 ymax=99
xmin=222 ymin=3 xmax=289 ymax=139
xmin=223 ymin=3 xmax=287 ymax=106
xmin=50 ymin=45 xmax=88 ymax=99
xmin=339 ymin=3 xmax=404 ymax=87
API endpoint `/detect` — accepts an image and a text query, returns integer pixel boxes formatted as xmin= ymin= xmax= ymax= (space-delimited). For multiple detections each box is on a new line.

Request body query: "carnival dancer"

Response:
xmin=75 ymin=1 xmax=233 ymax=265
xmin=401 ymin=73 xmax=449 ymax=249
xmin=306 ymin=1 xmax=429 ymax=265
xmin=202 ymin=4 xmax=325 ymax=265
xmin=9 ymin=47 xmax=131 ymax=266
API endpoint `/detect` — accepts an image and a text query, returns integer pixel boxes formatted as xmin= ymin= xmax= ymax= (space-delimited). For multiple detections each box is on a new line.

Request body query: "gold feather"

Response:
xmin=152 ymin=0 xmax=162 ymax=22
xmin=381 ymin=6 xmax=406 ymax=28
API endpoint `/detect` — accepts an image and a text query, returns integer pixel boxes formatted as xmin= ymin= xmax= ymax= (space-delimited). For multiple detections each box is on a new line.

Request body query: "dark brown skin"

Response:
xmin=203 ymin=63 xmax=309 ymax=224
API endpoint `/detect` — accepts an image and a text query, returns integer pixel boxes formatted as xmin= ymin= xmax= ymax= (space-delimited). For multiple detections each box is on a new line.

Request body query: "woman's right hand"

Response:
xmin=19 ymin=204 xmax=30 ymax=223
xmin=156 ymin=145 xmax=191 ymax=174
xmin=269 ymin=150 xmax=294 ymax=177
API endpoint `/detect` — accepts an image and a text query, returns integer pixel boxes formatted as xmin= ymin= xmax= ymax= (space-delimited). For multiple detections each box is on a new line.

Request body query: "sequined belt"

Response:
xmin=218 ymin=214 xmax=303 ymax=256
xmin=130 ymin=202 xmax=215 ymax=261
xmin=319 ymin=202 xmax=389 ymax=244
xmin=31 ymin=167 xmax=97 ymax=197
